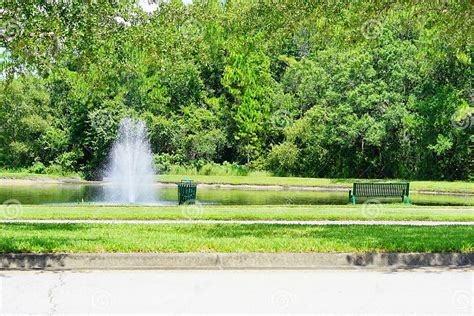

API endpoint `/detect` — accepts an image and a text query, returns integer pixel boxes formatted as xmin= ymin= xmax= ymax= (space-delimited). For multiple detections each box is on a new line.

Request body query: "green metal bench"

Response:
xmin=349 ymin=182 xmax=410 ymax=205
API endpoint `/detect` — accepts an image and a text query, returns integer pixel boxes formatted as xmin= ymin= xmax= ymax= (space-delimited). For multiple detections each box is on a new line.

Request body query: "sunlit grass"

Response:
xmin=9 ymin=204 xmax=474 ymax=221
xmin=0 ymin=223 xmax=471 ymax=253
xmin=0 ymin=169 xmax=81 ymax=179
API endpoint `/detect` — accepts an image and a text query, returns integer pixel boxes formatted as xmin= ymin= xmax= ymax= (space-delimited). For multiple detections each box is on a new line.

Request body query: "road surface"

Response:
xmin=0 ymin=269 xmax=472 ymax=314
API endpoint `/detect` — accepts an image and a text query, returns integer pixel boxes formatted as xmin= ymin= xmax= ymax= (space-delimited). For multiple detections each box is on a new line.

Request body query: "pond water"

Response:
xmin=0 ymin=184 xmax=473 ymax=206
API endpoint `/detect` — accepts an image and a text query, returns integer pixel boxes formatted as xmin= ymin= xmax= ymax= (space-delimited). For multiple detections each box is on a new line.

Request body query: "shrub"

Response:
xmin=267 ymin=142 xmax=299 ymax=176
xmin=9 ymin=141 xmax=32 ymax=167
xmin=29 ymin=161 xmax=46 ymax=174
xmin=55 ymin=151 xmax=82 ymax=172
xmin=153 ymin=153 xmax=185 ymax=174
xmin=156 ymin=160 xmax=251 ymax=176
xmin=44 ymin=164 xmax=65 ymax=175
xmin=195 ymin=162 xmax=250 ymax=176
xmin=168 ymin=164 xmax=198 ymax=175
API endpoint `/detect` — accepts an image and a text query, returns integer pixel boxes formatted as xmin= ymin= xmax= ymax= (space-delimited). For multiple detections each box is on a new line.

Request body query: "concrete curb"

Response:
xmin=1 ymin=253 xmax=473 ymax=271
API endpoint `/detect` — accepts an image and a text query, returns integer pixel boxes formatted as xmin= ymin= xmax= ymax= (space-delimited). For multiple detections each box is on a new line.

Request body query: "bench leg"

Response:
xmin=352 ymin=196 xmax=356 ymax=205
xmin=406 ymin=196 xmax=410 ymax=205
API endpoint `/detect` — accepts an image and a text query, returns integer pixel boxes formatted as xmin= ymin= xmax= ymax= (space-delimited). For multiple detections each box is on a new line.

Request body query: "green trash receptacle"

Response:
xmin=177 ymin=178 xmax=197 ymax=205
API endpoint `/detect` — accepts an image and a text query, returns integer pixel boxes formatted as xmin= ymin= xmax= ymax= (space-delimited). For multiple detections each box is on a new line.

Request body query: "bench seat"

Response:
xmin=349 ymin=182 xmax=410 ymax=205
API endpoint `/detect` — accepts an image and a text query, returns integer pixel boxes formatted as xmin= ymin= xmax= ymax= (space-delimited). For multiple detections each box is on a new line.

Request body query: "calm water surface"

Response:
xmin=0 ymin=184 xmax=472 ymax=206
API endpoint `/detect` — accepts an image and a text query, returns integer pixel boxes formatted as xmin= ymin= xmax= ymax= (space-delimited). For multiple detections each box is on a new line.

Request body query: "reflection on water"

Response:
xmin=0 ymin=184 xmax=472 ymax=206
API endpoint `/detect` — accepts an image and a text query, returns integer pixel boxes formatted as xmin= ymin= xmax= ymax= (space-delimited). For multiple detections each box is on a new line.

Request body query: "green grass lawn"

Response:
xmin=8 ymin=204 xmax=474 ymax=221
xmin=159 ymin=175 xmax=474 ymax=193
xmin=0 ymin=223 xmax=471 ymax=253
xmin=0 ymin=170 xmax=81 ymax=179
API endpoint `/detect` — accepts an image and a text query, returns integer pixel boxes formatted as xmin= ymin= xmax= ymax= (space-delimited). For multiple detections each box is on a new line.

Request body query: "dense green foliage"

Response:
xmin=1 ymin=0 xmax=472 ymax=180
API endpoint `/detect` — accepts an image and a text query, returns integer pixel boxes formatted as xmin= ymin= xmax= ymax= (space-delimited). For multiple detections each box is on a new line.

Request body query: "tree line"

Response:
xmin=1 ymin=0 xmax=472 ymax=180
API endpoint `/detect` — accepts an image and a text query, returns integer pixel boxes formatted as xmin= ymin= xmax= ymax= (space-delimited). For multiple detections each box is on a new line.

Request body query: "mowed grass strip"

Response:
xmin=0 ymin=223 xmax=472 ymax=253
xmin=12 ymin=205 xmax=474 ymax=221
xmin=158 ymin=175 xmax=474 ymax=193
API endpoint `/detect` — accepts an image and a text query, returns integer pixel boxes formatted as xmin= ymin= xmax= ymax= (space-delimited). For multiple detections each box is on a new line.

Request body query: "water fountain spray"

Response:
xmin=104 ymin=117 xmax=156 ymax=204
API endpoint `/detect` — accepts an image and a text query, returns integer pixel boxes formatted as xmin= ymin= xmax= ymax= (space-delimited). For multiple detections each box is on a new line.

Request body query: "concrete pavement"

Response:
xmin=1 ymin=269 xmax=472 ymax=314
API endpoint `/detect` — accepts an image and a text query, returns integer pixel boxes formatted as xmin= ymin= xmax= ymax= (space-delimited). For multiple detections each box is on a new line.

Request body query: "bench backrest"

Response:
xmin=353 ymin=182 xmax=409 ymax=197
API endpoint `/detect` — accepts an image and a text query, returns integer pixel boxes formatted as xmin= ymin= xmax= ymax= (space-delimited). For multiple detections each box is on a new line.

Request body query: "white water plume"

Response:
xmin=103 ymin=117 xmax=156 ymax=204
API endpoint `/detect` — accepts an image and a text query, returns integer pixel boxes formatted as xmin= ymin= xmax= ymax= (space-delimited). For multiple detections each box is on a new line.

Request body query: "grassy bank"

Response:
xmin=0 ymin=170 xmax=81 ymax=179
xmin=0 ymin=223 xmax=472 ymax=253
xmin=7 ymin=205 xmax=474 ymax=221
xmin=159 ymin=175 xmax=474 ymax=193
